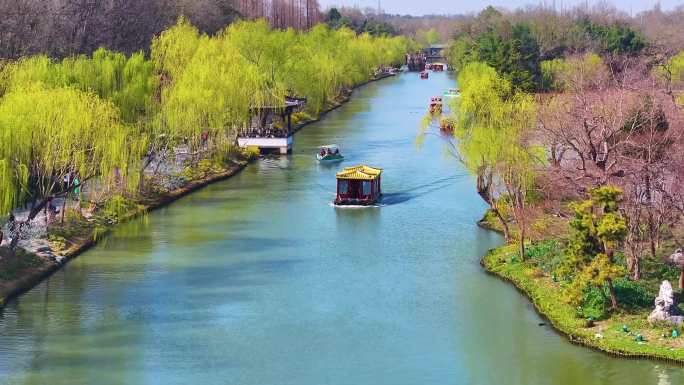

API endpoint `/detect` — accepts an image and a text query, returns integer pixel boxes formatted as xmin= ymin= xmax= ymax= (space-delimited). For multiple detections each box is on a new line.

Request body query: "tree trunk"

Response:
xmin=60 ymin=195 xmax=68 ymax=223
xmin=632 ymin=255 xmax=641 ymax=280
xmin=606 ymin=278 xmax=618 ymax=310
xmin=518 ymin=225 xmax=525 ymax=261
xmin=680 ymin=268 xmax=684 ymax=290
xmin=491 ymin=206 xmax=510 ymax=241
xmin=645 ymin=174 xmax=657 ymax=259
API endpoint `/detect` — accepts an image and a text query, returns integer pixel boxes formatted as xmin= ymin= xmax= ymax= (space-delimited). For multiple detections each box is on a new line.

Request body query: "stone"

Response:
xmin=648 ymin=280 xmax=684 ymax=325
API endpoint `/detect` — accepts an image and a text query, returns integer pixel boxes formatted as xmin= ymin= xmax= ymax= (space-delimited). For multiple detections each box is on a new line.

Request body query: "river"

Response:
xmin=1 ymin=72 xmax=683 ymax=385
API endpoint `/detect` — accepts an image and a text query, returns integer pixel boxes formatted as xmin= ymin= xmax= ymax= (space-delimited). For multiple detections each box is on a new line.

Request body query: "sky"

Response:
xmin=317 ymin=0 xmax=681 ymax=16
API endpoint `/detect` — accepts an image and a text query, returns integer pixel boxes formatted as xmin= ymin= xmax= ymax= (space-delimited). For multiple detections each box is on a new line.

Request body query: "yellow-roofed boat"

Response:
xmin=335 ymin=165 xmax=383 ymax=205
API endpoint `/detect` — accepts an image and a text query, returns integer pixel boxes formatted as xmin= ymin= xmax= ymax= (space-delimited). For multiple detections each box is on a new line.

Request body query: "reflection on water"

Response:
xmin=1 ymin=72 xmax=682 ymax=385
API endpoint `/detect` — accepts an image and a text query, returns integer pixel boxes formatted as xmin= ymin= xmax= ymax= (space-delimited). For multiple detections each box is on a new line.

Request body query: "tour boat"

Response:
xmin=444 ymin=88 xmax=461 ymax=98
xmin=317 ymin=144 xmax=344 ymax=162
xmin=420 ymin=71 xmax=429 ymax=79
xmin=440 ymin=118 xmax=454 ymax=133
xmin=431 ymin=63 xmax=446 ymax=71
xmin=334 ymin=165 xmax=383 ymax=206
xmin=429 ymin=97 xmax=443 ymax=114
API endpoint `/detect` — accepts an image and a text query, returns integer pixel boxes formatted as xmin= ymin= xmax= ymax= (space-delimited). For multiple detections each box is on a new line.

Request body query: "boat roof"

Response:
xmin=336 ymin=165 xmax=383 ymax=181
xmin=320 ymin=144 xmax=339 ymax=149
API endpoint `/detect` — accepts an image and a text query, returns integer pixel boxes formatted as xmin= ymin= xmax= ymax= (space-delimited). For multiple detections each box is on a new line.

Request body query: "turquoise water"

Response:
xmin=1 ymin=72 xmax=683 ymax=385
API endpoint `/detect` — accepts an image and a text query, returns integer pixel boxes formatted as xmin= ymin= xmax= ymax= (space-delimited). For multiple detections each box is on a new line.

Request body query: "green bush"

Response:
xmin=578 ymin=286 xmax=608 ymax=320
xmin=614 ymin=278 xmax=653 ymax=310
xmin=526 ymin=240 xmax=564 ymax=273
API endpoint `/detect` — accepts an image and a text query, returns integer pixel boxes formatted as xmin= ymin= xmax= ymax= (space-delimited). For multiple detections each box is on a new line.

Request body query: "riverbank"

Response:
xmin=481 ymin=241 xmax=684 ymax=364
xmin=0 ymin=161 xmax=248 ymax=308
xmin=0 ymin=73 xmax=395 ymax=310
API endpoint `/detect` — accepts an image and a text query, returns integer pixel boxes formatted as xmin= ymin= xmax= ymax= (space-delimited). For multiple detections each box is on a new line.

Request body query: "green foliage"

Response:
xmin=579 ymin=286 xmax=609 ymax=320
xmin=0 ymin=247 xmax=44 ymax=281
xmin=451 ymin=62 xmax=541 ymax=195
xmin=668 ymin=52 xmax=684 ymax=84
xmin=325 ymin=9 xmax=396 ymax=37
xmin=561 ymin=187 xmax=628 ymax=306
xmin=99 ymin=194 xmax=140 ymax=224
xmin=658 ymin=51 xmax=684 ymax=106
xmin=415 ymin=28 xmax=440 ymax=47
xmin=1 ymin=49 xmax=157 ymax=123
xmin=0 ymin=85 xmax=143 ymax=216
xmin=0 ymin=19 xmax=407 ymax=221
xmin=613 ymin=278 xmax=653 ymax=310
xmin=576 ymin=19 xmax=645 ymax=54
xmin=540 ymin=58 xmax=569 ymax=91
xmin=447 ymin=21 xmax=541 ymax=92
xmin=525 ymin=240 xmax=564 ymax=273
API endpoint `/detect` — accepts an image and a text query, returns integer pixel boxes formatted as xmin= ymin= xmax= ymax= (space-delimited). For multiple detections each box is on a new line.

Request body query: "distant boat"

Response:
xmin=334 ymin=165 xmax=383 ymax=206
xmin=440 ymin=118 xmax=454 ymax=133
xmin=429 ymin=97 xmax=443 ymax=114
xmin=431 ymin=63 xmax=446 ymax=71
xmin=420 ymin=71 xmax=429 ymax=79
xmin=317 ymin=144 xmax=344 ymax=162
xmin=444 ymin=88 xmax=461 ymax=98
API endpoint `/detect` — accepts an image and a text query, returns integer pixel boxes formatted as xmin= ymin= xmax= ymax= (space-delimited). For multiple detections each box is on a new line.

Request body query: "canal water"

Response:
xmin=1 ymin=72 xmax=683 ymax=385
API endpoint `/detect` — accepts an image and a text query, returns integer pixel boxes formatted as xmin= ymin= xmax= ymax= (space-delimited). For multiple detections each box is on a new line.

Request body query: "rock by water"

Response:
xmin=648 ymin=281 xmax=684 ymax=325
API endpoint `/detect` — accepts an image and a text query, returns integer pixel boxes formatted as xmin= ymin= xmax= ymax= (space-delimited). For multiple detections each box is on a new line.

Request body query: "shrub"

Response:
xmin=525 ymin=240 xmax=564 ymax=273
xmin=614 ymin=278 xmax=653 ymax=310
xmin=578 ymin=286 xmax=608 ymax=320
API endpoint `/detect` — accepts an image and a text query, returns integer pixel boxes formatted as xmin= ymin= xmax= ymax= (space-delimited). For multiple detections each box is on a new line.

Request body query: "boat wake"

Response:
xmin=328 ymin=202 xmax=382 ymax=209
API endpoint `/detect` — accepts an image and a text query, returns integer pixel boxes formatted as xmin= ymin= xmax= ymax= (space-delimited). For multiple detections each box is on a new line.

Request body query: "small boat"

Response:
xmin=432 ymin=63 xmax=446 ymax=71
xmin=334 ymin=165 xmax=383 ymax=206
xmin=440 ymin=118 xmax=454 ymax=133
xmin=420 ymin=71 xmax=429 ymax=79
xmin=444 ymin=88 xmax=461 ymax=98
xmin=317 ymin=144 xmax=344 ymax=162
xmin=429 ymin=97 xmax=443 ymax=114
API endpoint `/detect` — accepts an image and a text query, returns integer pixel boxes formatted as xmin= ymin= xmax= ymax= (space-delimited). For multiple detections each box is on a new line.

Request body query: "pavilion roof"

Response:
xmin=336 ymin=165 xmax=383 ymax=181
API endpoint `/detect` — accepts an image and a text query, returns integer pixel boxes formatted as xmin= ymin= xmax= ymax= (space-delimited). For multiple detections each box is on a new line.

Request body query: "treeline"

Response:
xmin=0 ymin=0 xmax=320 ymax=59
xmin=0 ymin=20 xmax=409 ymax=242
xmin=324 ymin=7 xmax=396 ymax=37
xmin=447 ymin=6 xmax=646 ymax=92
xmin=233 ymin=0 xmax=321 ymax=30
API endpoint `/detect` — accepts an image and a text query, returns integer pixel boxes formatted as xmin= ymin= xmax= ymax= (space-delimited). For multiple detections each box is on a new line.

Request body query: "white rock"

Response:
xmin=648 ymin=281 xmax=684 ymax=325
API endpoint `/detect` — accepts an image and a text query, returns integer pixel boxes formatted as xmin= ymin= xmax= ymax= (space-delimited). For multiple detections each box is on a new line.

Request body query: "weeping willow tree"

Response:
xmin=151 ymin=19 xmax=410 ymax=152
xmin=151 ymin=20 xmax=284 ymax=168
xmin=1 ymin=49 xmax=157 ymax=123
xmin=0 ymin=85 xmax=144 ymax=248
xmin=0 ymin=18 xmax=412 ymax=231
xmin=435 ymin=62 xmax=543 ymax=257
xmin=215 ymin=21 xmax=410 ymax=115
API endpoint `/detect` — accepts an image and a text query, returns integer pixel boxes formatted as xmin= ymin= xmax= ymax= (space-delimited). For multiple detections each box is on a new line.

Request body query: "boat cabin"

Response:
xmin=335 ymin=165 xmax=383 ymax=205
xmin=429 ymin=97 xmax=443 ymax=113
xmin=431 ymin=63 xmax=445 ymax=71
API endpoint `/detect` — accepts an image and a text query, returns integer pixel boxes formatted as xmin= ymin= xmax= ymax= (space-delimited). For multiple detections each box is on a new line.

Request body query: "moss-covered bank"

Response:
xmin=482 ymin=243 xmax=684 ymax=364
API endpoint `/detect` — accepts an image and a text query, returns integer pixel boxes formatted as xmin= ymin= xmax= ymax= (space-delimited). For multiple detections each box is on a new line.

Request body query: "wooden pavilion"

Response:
xmin=335 ymin=165 xmax=383 ymax=205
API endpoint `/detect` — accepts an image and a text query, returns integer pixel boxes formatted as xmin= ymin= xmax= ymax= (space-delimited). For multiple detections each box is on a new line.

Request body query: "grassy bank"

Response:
xmin=0 ymin=159 xmax=248 ymax=308
xmin=482 ymin=242 xmax=684 ymax=363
